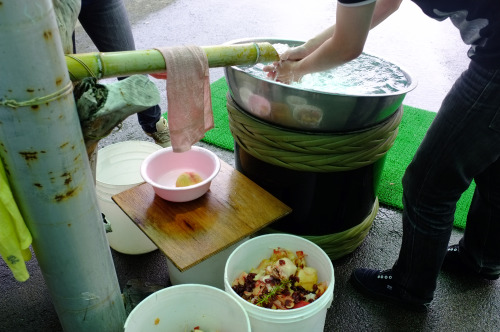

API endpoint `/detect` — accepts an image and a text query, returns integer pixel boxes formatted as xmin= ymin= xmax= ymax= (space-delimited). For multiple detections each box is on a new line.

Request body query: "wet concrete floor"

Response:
xmin=1 ymin=0 xmax=498 ymax=331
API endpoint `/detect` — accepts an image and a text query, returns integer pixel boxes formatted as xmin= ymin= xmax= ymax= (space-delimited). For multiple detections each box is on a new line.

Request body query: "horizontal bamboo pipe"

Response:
xmin=66 ymin=42 xmax=279 ymax=81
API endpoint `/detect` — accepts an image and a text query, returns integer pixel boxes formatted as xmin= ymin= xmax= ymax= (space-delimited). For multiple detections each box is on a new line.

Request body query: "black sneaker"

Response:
xmin=442 ymin=244 xmax=499 ymax=281
xmin=351 ymin=268 xmax=429 ymax=312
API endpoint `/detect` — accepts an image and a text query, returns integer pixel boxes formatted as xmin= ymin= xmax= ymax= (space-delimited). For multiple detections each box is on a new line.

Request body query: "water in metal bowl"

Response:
xmin=224 ymin=38 xmax=417 ymax=133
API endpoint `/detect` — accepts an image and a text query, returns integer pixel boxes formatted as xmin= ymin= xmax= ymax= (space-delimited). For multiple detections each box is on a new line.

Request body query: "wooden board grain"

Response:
xmin=112 ymin=160 xmax=291 ymax=271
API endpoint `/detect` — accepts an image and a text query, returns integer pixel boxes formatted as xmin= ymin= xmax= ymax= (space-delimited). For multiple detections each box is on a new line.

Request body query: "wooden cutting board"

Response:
xmin=112 ymin=159 xmax=291 ymax=272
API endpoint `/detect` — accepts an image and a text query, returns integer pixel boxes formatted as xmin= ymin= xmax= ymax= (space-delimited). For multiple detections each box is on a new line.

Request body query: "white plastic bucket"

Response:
xmin=224 ymin=233 xmax=335 ymax=332
xmin=124 ymin=284 xmax=251 ymax=332
xmin=96 ymin=141 xmax=161 ymax=255
xmin=167 ymin=237 xmax=248 ymax=289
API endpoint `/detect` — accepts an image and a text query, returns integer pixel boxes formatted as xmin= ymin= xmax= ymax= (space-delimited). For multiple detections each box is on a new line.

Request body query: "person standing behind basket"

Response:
xmin=264 ymin=0 xmax=500 ymax=311
xmin=77 ymin=0 xmax=171 ymax=147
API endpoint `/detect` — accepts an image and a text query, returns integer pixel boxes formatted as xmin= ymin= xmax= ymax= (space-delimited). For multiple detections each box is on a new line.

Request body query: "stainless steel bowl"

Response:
xmin=224 ymin=38 xmax=417 ymax=133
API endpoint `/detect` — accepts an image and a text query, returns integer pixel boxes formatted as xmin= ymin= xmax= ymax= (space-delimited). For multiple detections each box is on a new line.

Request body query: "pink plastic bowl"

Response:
xmin=140 ymin=146 xmax=221 ymax=202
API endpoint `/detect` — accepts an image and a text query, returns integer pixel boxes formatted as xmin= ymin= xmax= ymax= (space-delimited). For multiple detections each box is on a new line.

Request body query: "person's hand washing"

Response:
xmin=263 ymin=45 xmax=309 ymax=84
xmin=263 ymin=59 xmax=304 ymax=84
xmin=280 ymin=45 xmax=309 ymax=61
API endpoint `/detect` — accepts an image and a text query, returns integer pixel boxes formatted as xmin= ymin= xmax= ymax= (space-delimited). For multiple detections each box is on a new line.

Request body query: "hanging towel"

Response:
xmin=0 ymin=159 xmax=32 ymax=282
xmin=155 ymin=46 xmax=214 ymax=152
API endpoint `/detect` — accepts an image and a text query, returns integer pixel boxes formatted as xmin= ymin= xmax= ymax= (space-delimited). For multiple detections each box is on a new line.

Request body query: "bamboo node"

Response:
xmin=66 ymin=54 xmax=97 ymax=80
xmin=253 ymin=43 xmax=261 ymax=64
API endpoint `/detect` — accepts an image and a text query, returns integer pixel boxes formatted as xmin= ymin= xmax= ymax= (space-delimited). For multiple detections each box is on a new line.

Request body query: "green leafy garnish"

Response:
xmin=255 ymin=279 xmax=291 ymax=307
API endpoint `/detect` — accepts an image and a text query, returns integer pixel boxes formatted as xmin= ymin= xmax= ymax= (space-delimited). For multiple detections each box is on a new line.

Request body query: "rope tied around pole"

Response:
xmin=0 ymin=81 xmax=73 ymax=109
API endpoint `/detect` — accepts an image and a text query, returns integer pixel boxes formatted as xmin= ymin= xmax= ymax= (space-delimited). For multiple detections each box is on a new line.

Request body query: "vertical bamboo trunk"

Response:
xmin=0 ymin=1 xmax=126 ymax=331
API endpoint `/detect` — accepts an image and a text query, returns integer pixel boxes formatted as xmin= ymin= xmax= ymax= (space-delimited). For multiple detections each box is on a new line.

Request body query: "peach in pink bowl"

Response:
xmin=140 ymin=146 xmax=221 ymax=202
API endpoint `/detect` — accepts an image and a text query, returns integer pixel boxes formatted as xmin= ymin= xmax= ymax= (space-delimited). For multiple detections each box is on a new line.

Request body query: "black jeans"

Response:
xmin=392 ymin=61 xmax=500 ymax=302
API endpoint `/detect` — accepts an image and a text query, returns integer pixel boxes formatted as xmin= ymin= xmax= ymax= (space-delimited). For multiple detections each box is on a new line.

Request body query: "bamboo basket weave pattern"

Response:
xmin=226 ymin=93 xmax=403 ymax=259
xmin=226 ymin=92 xmax=403 ymax=173
xmin=261 ymin=198 xmax=379 ymax=260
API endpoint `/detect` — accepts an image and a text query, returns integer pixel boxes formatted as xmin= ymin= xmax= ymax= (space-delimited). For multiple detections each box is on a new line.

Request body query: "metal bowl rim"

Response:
xmin=224 ymin=37 xmax=418 ymax=98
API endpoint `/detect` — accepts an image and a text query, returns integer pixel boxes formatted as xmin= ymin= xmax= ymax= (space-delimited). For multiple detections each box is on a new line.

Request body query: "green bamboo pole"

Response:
xmin=0 ymin=1 xmax=126 ymax=331
xmin=66 ymin=43 xmax=279 ymax=80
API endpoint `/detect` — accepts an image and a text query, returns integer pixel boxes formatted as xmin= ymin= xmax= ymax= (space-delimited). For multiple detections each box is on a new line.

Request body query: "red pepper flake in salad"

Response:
xmin=231 ymin=247 xmax=327 ymax=310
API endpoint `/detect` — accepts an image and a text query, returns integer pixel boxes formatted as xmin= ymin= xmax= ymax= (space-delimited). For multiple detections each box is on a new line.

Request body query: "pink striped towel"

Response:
xmin=155 ymin=46 xmax=213 ymax=152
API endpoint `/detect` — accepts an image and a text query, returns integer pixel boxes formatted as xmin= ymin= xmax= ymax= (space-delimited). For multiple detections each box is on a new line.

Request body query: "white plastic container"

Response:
xmin=96 ymin=141 xmax=161 ymax=255
xmin=224 ymin=233 xmax=335 ymax=332
xmin=124 ymin=284 xmax=251 ymax=332
xmin=167 ymin=237 xmax=248 ymax=289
